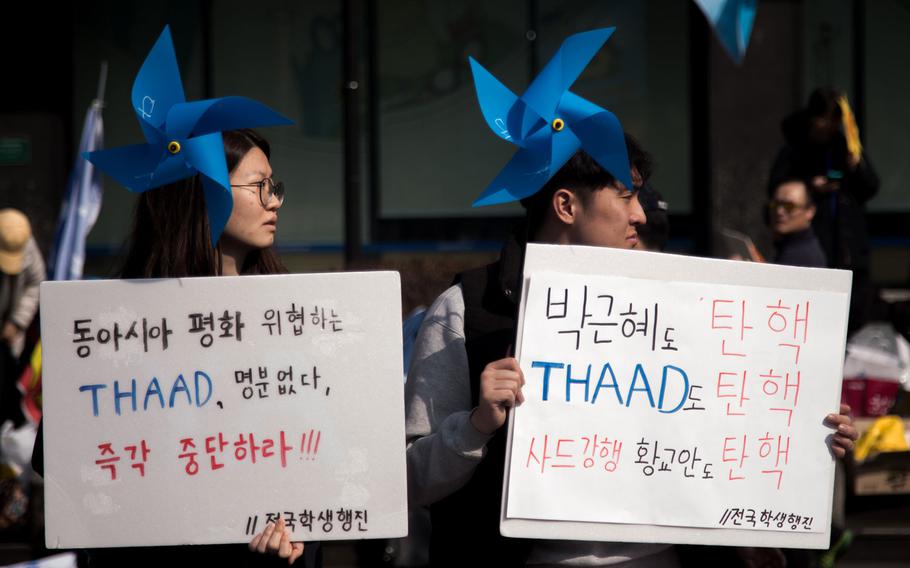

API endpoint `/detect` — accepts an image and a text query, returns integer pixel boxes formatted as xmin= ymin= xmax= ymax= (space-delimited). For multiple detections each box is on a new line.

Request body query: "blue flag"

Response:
xmin=50 ymin=99 xmax=104 ymax=281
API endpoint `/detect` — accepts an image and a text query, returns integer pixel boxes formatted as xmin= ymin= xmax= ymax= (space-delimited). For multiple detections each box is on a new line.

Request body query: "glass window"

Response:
xmin=213 ymin=0 xmax=344 ymax=244
xmin=377 ymin=0 xmax=528 ymax=219
xmin=79 ymin=0 xmax=345 ymax=251
xmin=377 ymin=0 xmax=692 ymax=219
xmin=535 ymin=0 xmax=691 ymax=213
xmin=801 ymin=0 xmax=854 ymax=103
xmin=864 ymin=0 xmax=910 ymax=212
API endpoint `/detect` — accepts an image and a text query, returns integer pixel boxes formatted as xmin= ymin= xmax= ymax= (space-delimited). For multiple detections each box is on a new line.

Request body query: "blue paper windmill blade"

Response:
xmin=468 ymin=57 xmax=521 ymax=144
xmin=182 ymin=132 xmax=234 ymax=243
xmin=521 ymin=27 xmax=616 ymax=122
xmin=472 ymin=124 xmax=577 ymax=207
xmin=83 ymin=143 xmax=169 ymax=193
xmin=131 ymin=25 xmax=187 ymax=143
xmin=560 ymin=93 xmax=633 ymax=192
xmin=166 ymin=97 xmax=294 ymax=140
xmin=199 ymin=175 xmax=232 ymax=245
xmin=473 ymin=147 xmax=551 ymax=207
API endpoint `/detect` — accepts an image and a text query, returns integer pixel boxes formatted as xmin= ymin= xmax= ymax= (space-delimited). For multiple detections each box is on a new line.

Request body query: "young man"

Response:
xmin=406 ymin=146 xmax=688 ymax=566
xmin=406 ymin=29 xmax=856 ymax=567
xmin=406 ymin=150 xmax=858 ymax=567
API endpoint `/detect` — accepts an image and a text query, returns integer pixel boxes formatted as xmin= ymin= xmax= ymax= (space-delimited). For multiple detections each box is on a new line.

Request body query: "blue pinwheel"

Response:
xmin=469 ymin=27 xmax=631 ymax=207
xmin=84 ymin=26 xmax=293 ymax=243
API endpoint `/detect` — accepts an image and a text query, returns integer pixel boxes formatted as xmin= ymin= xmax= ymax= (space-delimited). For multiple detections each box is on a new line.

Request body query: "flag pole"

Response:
xmin=95 ymin=61 xmax=108 ymax=106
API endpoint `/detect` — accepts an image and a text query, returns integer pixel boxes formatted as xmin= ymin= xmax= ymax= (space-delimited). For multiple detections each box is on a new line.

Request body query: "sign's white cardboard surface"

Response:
xmin=501 ymin=244 xmax=852 ymax=549
xmin=41 ymin=272 xmax=407 ymax=548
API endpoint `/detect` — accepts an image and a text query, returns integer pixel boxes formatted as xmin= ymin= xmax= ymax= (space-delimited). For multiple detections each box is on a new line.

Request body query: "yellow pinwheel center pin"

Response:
xmin=167 ymin=141 xmax=181 ymax=154
xmin=551 ymin=118 xmax=565 ymax=132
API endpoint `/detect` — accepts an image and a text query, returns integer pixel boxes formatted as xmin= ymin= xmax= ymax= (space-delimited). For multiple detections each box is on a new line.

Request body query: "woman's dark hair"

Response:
xmin=119 ymin=129 xmax=287 ymax=278
xmin=520 ymin=133 xmax=652 ymax=237
xmin=806 ymin=87 xmax=843 ymax=121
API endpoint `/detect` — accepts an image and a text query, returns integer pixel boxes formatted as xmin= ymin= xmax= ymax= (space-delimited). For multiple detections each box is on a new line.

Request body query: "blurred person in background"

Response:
xmin=767 ymin=178 xmax=826 ymax=268
xmin=0 ymin=209 xmax=45 ymax=362
xmin=634 ymin=182 xmax=669 ymax=253
xmin=769 ymin=87 xmax=879 ymax=332
xmin=0 ymin=209 xmax=44 ymax=427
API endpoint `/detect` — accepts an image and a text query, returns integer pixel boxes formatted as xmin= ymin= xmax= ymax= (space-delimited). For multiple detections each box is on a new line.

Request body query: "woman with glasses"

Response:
xmin=33 ymin=27 xmax=317 ymax=566
xmin=121 ymin=129 xmax=317 ymax=566
xmin=120 ymin=129 xmax=287 ymax=279
xmin=98 ymin=128 xmax=317 ymax=566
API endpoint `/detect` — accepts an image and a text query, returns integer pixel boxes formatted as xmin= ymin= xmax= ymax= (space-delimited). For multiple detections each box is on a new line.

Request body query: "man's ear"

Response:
xmin=551 ymin=188 xmax=579 ymax=226
xmin=805 ymin=203 xmax=817 ymax=222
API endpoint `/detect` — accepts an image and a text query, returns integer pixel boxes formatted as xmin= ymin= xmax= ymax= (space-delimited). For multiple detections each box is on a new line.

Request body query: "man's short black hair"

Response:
xmin=520 ymin=133 xmax=652 ymax=237
xmin=773 ymin=177 xmax=812 ymax=203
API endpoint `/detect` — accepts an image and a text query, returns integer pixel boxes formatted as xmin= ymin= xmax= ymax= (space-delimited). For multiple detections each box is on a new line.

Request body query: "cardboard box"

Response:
xmin=853 ymin=451 xmax=910 ymax=495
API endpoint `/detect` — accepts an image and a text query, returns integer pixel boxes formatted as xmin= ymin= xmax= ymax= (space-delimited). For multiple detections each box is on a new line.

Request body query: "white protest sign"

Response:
xmin=40 ymin=272 xmax=407 ymax=548
xmin=501 ymin=244 xmax=851 ymax=549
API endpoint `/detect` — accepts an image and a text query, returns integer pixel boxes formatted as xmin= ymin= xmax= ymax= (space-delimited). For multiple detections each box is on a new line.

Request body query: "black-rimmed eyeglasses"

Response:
xmin=230 ymin=178 xmax=285 ymax=207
